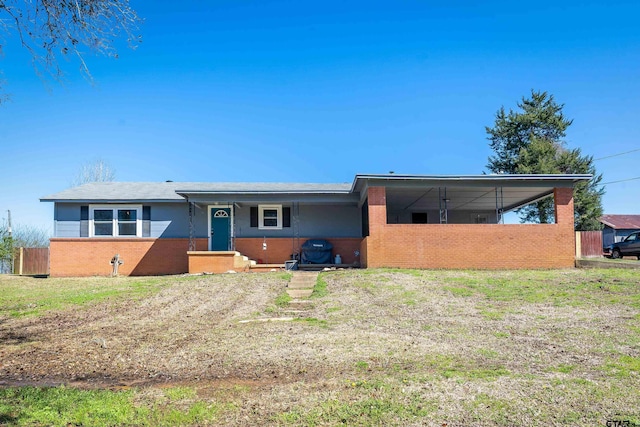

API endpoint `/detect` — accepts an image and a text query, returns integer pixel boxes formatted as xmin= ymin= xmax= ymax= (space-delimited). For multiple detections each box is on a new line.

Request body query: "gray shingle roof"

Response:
xmin=41 ymin=182 xmax=352 ymax=202
xmin=40 ymin=174 xmax=592 ymax=203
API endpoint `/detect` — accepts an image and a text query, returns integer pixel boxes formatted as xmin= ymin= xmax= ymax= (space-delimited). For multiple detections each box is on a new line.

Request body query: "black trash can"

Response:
xmin=300 ymin=239 xmax=333 ymax=264
xmin=285 ymin=260 xmax=299 ymax=271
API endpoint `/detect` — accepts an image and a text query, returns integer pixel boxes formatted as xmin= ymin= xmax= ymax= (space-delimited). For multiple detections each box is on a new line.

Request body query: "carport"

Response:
xmin=353 ymin=174 xmax=592 ymax=269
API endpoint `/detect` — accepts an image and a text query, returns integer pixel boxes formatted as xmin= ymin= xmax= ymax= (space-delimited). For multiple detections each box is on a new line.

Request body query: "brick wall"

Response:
xmin=188 ymin=251 xmax=240 ymax=274
xmin=364 ymin=186 xmax=577 ymax=269
xmin=49 ymin=238 xmax=207 ymax=277
xmin=360 ymin=237 xmax=368 ymax=268
xmin=235 ymin=237 xmax=363 ymax=264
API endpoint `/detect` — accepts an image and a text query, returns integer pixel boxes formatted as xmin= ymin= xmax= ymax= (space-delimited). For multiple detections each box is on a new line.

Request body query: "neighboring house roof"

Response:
xmin=599 ymin=214 xmax=640 ymax=230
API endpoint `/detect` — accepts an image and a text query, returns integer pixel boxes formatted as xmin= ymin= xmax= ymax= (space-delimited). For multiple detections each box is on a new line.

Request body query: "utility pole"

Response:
xmin=7 ymin=210 xmax=13 ymax=274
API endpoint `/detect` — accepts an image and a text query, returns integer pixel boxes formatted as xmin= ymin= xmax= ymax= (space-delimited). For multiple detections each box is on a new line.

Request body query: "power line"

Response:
xmin=602 ymin=176 xmax=640 ymax=185
xmin=595 ymin=148 xmax=640 ymax=161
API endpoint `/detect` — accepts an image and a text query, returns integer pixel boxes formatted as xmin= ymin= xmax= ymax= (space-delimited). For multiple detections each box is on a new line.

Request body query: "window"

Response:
xmin=258 ymin=205 xmax=282 ymax=230
xmin=89 ymin=205 xmax=142 ymax=237
xmin=250 ymin=206 xmax=291 ymax=229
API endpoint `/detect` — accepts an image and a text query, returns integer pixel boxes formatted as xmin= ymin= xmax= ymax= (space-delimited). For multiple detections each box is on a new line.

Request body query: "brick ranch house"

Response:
xmin=41 ymin=174 xmax=590 ymax=276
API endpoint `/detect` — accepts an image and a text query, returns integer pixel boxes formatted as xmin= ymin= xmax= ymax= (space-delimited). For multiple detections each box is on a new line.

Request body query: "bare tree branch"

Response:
xmin=72 ymin=158 xmax=116 ymax=186
xmin=0 ymin=0 xmax=141 ymax=102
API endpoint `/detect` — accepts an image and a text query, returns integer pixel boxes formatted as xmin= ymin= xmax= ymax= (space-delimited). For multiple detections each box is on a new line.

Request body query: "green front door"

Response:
xmin=211 ymin=208 xmax=231 ymax=251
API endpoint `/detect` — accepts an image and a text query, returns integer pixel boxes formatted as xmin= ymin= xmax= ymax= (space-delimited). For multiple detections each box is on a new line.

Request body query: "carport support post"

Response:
xmin=495 ymin=187 xmax=504 ymax=224
xmin=188 ymin=201 xmax=196 ymax=251
xmin=554 ymin=187 xmax=574 ymax=228
xmin=367 ymin=186 xmax=387 ymax=233
xmin=364 ymin=186 xmax=387 ymax=268
xmin=439 ymin=187 xmax=448 ymax=224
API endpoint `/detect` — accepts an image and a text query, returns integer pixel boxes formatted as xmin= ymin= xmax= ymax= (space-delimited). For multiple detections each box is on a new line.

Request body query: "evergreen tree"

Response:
xmin=486 ymin=90 xmax=604 ymax=230
xmin=486 ymin=91 xmax=572 ymax=174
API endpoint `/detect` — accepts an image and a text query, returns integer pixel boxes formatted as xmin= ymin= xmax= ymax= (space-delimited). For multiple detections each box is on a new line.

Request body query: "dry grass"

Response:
xmin=1 ymin=269 xmax=639 ymax=426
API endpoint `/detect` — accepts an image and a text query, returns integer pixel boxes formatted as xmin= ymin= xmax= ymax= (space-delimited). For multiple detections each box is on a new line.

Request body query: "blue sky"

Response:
xmin=1 ymin=0 xmax=639 ymax=230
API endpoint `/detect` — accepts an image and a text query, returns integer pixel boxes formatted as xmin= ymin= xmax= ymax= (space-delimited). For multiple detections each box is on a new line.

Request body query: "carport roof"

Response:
xmin=352 ymin=174 xmax=592 ymax=212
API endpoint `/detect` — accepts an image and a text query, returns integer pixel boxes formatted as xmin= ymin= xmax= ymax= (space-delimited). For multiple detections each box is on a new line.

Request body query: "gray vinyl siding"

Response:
xmin=54 ymin=203 xmax=83 ymax=237
xmin=298 ymin=205 xmax=361 ymax=237
xmin=53 ymin=202 xmax=359 ymax=239
xmin=55 ymin=203 xmax=83 ymax=221
xmin=55 ymin=221 xmax=82 ymax=237
xmin=148 ymin=204 xmax=187 ymax=238
xmin=52 ymin=202 xmax=209 ymax=238
xmin=234 ymin=204 xmax=361 ymax=238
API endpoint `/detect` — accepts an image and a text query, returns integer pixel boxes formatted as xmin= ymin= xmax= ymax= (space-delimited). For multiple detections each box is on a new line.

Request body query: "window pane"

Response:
xmin=263 ymin=218 xmax=278 ymax=227
xmin=263 ymin=209 xmax=278 ymax=218
xmin=118 ymin=210 xmax=137 ymax=221
xmin=94 ymin=210 xmax=113 ymax=221
xmin=95 ymin=223 xmax=113 ymax=236
xmin=119 ymin=223 xmax=137 ymax=236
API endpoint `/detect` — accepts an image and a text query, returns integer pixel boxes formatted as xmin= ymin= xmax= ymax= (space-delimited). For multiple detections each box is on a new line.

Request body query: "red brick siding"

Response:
xmin=367 ymin=187 xmax=387 ymax=234
xmin=235 ymin=237 xmax=363 ymax=264
xmin=360 ymin=237 xmax=369 ymax=268
xmin=364 ymin=186 xmax=576 ymax=269
xmin=554 ymin=187 xmax=574 ymax=225
xmin=364 ymin=224 xmax=575 ymax=269
xmin=49 ymin=238 xmax=207 ymax=277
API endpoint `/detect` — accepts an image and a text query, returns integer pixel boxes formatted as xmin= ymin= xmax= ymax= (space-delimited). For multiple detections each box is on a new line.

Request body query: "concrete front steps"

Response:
xmin=188 ymin=251 xmax=256 ymax=274
xmin=237 ymin=271 xmax=318 ymax=324
xmin=286 ymin=271 xmax=318 ymax=299
xmin=249 ymin=263 xmax=285 ymax=272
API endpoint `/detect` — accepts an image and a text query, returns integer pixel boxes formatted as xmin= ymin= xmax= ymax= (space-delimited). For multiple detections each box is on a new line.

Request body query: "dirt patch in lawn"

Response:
xmin=1 ymin=269 xmax=639 ymax=426
xmin=0 ymin=273 xmax=302 ymax=386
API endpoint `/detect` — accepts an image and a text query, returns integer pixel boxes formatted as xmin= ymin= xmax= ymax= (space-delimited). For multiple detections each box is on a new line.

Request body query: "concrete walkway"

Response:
xmin=576 ymin=258 xmax=640 ymax=269
xmin=286 ymin=271 xmax=318 ymax=300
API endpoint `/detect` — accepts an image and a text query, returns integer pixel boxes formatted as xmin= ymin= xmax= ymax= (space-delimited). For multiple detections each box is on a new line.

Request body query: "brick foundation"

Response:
xmin=49 ymin=238 xmax=207 ymax=277
xmin=234 ymin=237 xmax=363 ymax=265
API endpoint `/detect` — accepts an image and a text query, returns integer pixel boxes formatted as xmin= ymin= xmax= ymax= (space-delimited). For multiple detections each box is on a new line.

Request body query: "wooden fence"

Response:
xmin=576 ymin=231 xmax=603 ymax=258
xmin=13 ymin=247 xmax=50 ymax=275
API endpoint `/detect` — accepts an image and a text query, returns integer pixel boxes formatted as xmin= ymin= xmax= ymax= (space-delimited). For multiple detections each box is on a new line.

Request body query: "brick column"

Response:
xmin=367 ymin=186 xmax=387 ymax=233
xmin=554 ymin=187 xmax=574 ymax=228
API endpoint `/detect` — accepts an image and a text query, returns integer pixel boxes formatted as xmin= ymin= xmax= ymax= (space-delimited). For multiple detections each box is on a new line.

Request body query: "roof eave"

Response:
xmin=40 ymin=198 xmax=182 ymax=203
xmin=351 ymin=173 xmax=593 ymax=192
